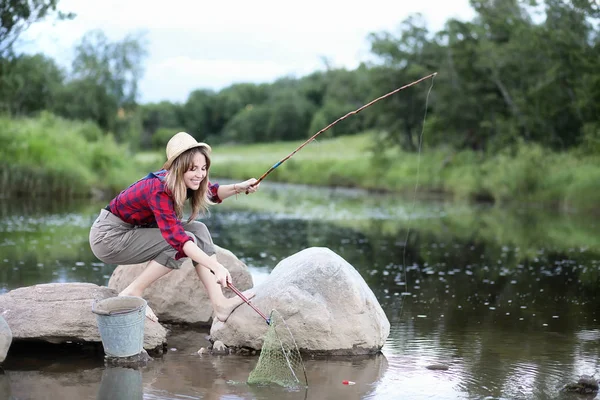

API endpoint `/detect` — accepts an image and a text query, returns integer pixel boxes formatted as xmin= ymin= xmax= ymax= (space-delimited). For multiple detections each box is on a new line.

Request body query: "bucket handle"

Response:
xmin=91 ymin=300 xmax=145 ymax=316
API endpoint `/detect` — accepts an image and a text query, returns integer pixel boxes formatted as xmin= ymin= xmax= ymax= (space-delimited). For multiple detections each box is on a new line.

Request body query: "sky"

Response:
xmin=20 ymin=0 xmax=475 ymax=104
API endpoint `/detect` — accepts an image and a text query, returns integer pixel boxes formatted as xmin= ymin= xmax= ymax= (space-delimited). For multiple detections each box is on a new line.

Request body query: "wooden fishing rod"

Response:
xmin=248 ymin=72 xmax=437 ymax=190
xmin=228 ymin=282 xmax=270 ymax=325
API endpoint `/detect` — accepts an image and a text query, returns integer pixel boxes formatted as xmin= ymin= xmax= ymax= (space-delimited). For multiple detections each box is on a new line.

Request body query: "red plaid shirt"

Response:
xmin=107 ymin=170 xmax=221 ymax=260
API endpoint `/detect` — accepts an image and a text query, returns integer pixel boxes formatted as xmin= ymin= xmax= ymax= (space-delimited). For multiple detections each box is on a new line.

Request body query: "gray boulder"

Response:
xmin=0 ymin=283 xmax=166 ymax=353
xmin=0 ymin=315 xmax=12 ymax=363
xmin=108 ymin=245 xmax=253 ymax=325
xmin=210 ymin=247 xmax=390 ymax=355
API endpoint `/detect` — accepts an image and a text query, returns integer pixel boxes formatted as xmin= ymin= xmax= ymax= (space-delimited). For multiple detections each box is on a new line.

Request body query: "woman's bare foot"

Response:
xmin=214 ymin=290 xmax=256 ymax=322
xmin=118 ymin=290 xmax=158 ymax=322
xmin=144 ymin=305 xmax=158 ymax=323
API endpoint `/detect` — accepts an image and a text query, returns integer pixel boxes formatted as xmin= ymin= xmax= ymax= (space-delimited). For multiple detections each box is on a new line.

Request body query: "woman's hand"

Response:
xmin=211 ymin=263 xmax=232 ymax=288
xmin=235 ymin=178 xmax=260 ymax=194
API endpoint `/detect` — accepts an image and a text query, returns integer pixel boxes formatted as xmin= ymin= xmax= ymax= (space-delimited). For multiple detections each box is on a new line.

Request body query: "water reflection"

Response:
xmin=0 ymin=326 xmax=388 ymax=400
xmin=97 ymin=367 xmax=143 ymax=400
xmin=0 ymin=183 xmax=599 ymax=399
xmin=0 ymin=371 xmax=10 ymax=400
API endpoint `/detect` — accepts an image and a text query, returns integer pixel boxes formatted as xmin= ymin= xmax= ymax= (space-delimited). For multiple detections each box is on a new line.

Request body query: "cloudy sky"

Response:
xmin=20 ymin=0 xmax=475 ymax=103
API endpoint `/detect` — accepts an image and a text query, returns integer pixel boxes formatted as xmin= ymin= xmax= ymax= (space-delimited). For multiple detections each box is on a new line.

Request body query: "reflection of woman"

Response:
xmin=89 ymin=132 xmax=259 ymax=322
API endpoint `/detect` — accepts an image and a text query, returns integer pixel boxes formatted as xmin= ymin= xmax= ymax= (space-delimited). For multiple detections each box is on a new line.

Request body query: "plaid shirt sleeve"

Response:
xmin=148 ymin=187 xmax=194 ymax=260
xmin=208 ymin=181 xmax=222 ymax=203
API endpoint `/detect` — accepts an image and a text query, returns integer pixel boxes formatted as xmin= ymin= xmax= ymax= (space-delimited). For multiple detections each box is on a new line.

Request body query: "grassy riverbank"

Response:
xmin=208 ymin=133 xmax=599 ymax=213
xmin=2 ymin=114 xmax=598 ymax=213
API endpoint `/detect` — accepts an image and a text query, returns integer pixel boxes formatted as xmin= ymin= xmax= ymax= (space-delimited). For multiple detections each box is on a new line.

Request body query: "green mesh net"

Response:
xmin=247 ymin=309 xmax=308 ymax=388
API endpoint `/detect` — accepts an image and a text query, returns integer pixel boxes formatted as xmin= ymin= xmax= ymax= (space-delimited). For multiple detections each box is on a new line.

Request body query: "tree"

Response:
xmin=210 ymin=83 xmax=269 ymax=136
xmin=264 ymin=87 xmax=315 ymax=142
xmin=52 ymin=78 xmax=119 ymax=132
xmin=180 ymin=89 xmax=216 ymax=140
xmin=368 ymin=14 xmax=438 ymax=151
xmin=71 ymin=30 xmax=148 ymax=110
xmin=366 ymin=1 xmax=599 ymax=153
xmin=307 ymin=66 xmax=371 ymax=138
xmin=222 ymin=104 xmax=272 ymax=143
xmin=0 ymin=0 xmax=74 ymax=56
xmin=0 ymin=53 xmax=64 ymax=114
xmin=141 ymin=101 xmax=184 ymax=148
xmin=53 ymin=30 xmax=148 ymax=142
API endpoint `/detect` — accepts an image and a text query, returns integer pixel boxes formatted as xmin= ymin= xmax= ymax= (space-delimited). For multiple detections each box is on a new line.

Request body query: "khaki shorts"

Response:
xmin=89 ymin=209 xmax=215 ymax=269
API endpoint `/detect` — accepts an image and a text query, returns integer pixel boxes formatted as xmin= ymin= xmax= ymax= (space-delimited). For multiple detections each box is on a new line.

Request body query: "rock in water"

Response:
xmin=0 ymin=316 xmax=12 ymax=363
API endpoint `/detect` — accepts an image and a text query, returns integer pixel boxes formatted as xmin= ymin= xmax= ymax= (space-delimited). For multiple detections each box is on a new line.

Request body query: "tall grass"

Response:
xmin=0 ymin=112 xmax=144 ymax=198
xmin=211 ymin=132 xmax=599 ymax=212
xmin=3 ymin=114 xmax=597 ymax=212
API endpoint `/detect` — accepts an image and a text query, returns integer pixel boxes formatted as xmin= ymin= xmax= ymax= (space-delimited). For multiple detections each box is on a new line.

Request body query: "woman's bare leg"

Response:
xmin=195 ymin=255 xmax=255 ymax=322
xmin=119 ymin=260 xmax=172 ymax=322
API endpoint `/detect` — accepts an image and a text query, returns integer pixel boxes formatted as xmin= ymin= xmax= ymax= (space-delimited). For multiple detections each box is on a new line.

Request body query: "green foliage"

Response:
xmin=0 ymin=112 xmax=145 ymax=198
xmin=141 ymin=101 xmax=183 ymax=147
xmin=3 ymin=0 xmax=597 ymax=158
xmin=181 ymin=89 xmax=216 ymax=139
xmin=0 ymin=0 xmax=74 ymax=56
xmin=308 ymin=100 xmax=359 ymax=139
xmin=72 ymin=30 xmax=147 ymax=109
xmin=0 ymin=27 xmax=148 ymax=152
xmin=222 ymin=104 xmax=272 ymax=143
xmin=364 ymin=1 xmax=599 ymax=153
xmin=442 ymin=150 xmax=488 ymax=199
xmin=481 ymin=142 xmax=547 ymax=202
xmin=221 ymin=85 xmax=315 ymax=143
xmin=578 ymin=123 xmax=600 ymax=156
xmin=264 ymin=88 xmax=314 ymax=141
xmin=561 ymin=159 xmax=600 ymax=212
xmin=307 ymin=67 xmax=371 ymax=138
xmin=151 ymin=127 xmax=182 ymax=150
xmin=211 ymin=83 xmax=268 ymax=133
xmin=0 ymin=0 xmax=598 ymax=208
xmin=51 ymin=78 xmax=119 ymax=131
xmin=0 ymin=53 xmax=64 ymax=114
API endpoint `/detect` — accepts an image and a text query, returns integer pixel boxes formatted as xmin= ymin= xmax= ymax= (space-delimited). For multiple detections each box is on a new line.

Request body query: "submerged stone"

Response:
xmin=563 ymin=375 xmax=599 ymax=394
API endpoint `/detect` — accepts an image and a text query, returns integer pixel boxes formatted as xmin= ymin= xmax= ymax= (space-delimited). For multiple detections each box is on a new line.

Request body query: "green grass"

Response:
xmin=0 ymin=112 xmax=147 ymax=198
xmin=209 ymin=132 xmax=599 ymax=213
xmin=2 ymin=114 xmax=598 ymax=213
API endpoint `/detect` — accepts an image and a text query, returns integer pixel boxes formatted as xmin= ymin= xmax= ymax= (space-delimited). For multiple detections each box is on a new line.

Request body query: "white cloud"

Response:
xmin=19 ymin=0 xmax=475 ymax=103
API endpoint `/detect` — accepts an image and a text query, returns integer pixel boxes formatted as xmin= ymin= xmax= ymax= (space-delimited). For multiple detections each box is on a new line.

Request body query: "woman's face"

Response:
xmin=183 ymin=152 xmax=207 ymax=190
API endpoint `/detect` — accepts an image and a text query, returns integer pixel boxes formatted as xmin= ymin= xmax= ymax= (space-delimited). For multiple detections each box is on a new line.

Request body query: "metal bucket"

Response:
xmin=92 ymin=296 xmax=147 ymax=358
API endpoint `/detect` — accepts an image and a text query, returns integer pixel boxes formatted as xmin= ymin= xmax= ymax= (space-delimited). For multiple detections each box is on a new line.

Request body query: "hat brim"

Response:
xmin=163 ymin=143 xmax=211 ymax=170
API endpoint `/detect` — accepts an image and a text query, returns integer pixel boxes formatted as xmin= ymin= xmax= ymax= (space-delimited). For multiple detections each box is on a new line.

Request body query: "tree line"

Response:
xmin=1 ymin=0 xmax=598 ymax=154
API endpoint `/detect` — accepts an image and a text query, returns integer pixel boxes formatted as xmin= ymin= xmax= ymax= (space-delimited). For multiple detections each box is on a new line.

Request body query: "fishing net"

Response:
xmin=247 ymin=309 xmax=308 ymax=388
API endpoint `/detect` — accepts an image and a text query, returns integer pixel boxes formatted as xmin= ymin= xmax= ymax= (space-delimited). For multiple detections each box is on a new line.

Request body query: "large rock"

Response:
xmin=0 ymin=315 xmax=12 ymax=363
xmin=0 ymin=283 xmax=166 ymax=352
xmin=210 ymin=247 xmax=390 ymax=355
xmin=108 ymin=245 xmax=253 ymax=325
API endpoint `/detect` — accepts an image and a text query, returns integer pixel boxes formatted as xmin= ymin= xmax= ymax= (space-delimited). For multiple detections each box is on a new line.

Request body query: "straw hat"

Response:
xmin=163 ymin=132 xmax=211 ymax=170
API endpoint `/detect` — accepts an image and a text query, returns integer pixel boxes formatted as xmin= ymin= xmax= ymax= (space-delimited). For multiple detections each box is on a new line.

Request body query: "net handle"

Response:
xmin=228 ymin=282 xmax=271 ymax=325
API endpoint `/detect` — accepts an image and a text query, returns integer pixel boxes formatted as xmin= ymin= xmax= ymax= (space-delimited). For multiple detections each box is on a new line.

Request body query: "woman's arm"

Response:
xmin=183 ymin=241 xmax=231 ymax=287
xmin=217 ymin=178 xmax=260 ymax=201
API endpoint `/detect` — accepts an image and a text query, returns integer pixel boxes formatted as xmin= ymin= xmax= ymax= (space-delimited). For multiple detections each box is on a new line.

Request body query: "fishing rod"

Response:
xmin=228 ymin=282 xmax=271 ymax=325
xmin=247 ymin=72 xmax=437 ymax=191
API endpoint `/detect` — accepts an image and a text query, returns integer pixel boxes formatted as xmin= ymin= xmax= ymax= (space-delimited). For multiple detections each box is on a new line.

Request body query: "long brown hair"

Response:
xmin=165 ymin=147 xmax=213 ymax=222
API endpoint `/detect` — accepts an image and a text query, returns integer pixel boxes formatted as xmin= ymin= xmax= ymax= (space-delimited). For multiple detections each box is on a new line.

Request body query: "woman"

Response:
xmin=89 ymin=131 xmax=259 ymax=323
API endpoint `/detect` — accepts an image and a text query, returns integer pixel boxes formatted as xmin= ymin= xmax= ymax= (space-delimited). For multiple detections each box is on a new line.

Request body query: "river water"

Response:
xmin=1 ymin=182 xmax=599 ymax=400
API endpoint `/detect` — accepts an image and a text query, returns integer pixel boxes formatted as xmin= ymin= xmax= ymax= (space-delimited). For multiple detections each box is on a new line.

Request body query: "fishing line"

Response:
xmin=224 ymin=73 xmax=439 ymax=391
xmin=399 ymin=74 xmax=436 ymax=318
xmin=245 ymin=72 xmax=438 ymax=321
